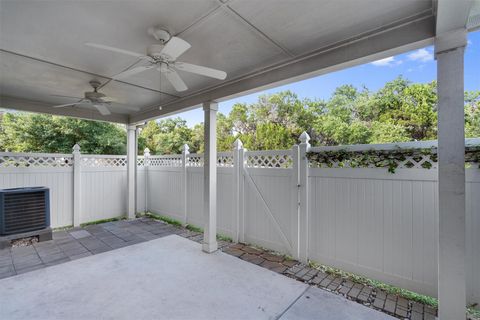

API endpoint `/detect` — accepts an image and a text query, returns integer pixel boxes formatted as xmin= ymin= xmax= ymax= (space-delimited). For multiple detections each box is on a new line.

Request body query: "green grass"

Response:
xmin=308 ymin=260 xmax=438 ymax=307
xmin=142 ymin=212 xmax=183 ymax=227
xmin=217 ymin=234 xmax=233 ymax=242
xmin=52 ymin=225 xmax=73 ymax=231
xmin=80 ymin=217 xmax=125 ymax=227
xmin=186 ymin=224 xmax=203 ymax=233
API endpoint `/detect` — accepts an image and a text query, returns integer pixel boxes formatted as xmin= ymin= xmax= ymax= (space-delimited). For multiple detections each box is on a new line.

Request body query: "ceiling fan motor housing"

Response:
xmin=147 ymin=44 xmax=167 ymax=60
xmin=85 ymin=91 xmax=108 ymax=102
xmin=147 ymin=26 xmax=171 ymax=43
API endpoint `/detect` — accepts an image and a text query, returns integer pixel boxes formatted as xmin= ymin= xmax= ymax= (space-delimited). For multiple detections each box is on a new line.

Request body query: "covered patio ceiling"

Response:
xmin=2 ymin=0 xmax=472 ymax=124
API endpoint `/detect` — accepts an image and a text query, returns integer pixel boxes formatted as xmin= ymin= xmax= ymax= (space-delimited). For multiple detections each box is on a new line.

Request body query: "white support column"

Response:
xmin=291 ymin=144 xmax=300 ymax=260
xmin=72 ymin=144 xmax=82 ymax=227
xmin=435 ymin=28 xmax=467 ymax=320
xmin=182 ymin=144 xmax=190 ymax=225
xmin=298 ymin=132 xmax=310 ymax=263
xmin=143 ymin=148 xmax=150 ymax=214
xmin=232 ymin=139 xmax=244 ymax=243
xmin=126 ymin=125 xmax=137 ymax=220
xmin=202 ymin=101 xmax=218 ymax=253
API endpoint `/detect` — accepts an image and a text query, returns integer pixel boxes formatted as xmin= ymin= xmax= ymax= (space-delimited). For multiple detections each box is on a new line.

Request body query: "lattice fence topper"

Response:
xmin=308 ymin=145 xmax=480 ymax=173
xmin=81 ymin=156 xmax=127 ymax=167
xmin=187 ymin=154 xmax=203 ymax=167
xmin=0 ymin=153 xmax=73 ymax=168
xmin=245 ymin=150 xmax=293 ymax=168
xmin=149 ymin=155 xmax=182 ymax=167
xmin=217 ymin=153 xmax=234 ymax=167
xmin=137 ymin=157 xmax=145 ymax=167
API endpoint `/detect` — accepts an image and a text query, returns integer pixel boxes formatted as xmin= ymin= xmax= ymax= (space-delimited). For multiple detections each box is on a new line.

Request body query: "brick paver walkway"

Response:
xmin=221 ymin=242 xmax=440 ymax=320
xmin=0 ymin=217 xmax=452 ymax=320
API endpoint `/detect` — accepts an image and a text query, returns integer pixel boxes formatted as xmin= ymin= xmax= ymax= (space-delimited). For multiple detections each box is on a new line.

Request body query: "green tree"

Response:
xmin=240 ymin=122 xmax=296 ymax=150
xmin=379 ymin=81 xmax=437 ymax=140
xmin=139 ymin=118 xmax=192 ymax=155
xmin=1 ymin=77 xmax=478 ymax=155
xmin=370 ymin=121 xmax=410 ymax=143
xmin=0 ymin=112 xmax=126 ymax=154
xmin=465 ymin=91 xmax=480 ymax=138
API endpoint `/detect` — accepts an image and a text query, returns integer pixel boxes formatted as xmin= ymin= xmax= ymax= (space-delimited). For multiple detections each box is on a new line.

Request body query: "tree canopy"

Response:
xmin=0 ymin=113 xmax=126 ymax=154
xmin=1 ymin=76 xmax=479 ymax=154
xmin=140 ymin=77 xmax=478 ymax=154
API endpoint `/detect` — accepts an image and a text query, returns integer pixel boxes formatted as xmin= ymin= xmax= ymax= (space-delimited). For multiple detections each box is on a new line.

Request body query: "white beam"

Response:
xmin=202 ymin=101 xmax=218 ymax=253
xmin=0 ymin=95 xmax=129 ymax=124
xmin=435 ymin=28 xmax=467 ymax=320
xmin=130 ymin=15 xmax=434 ymax=124
xmin=126 ymin=125 xmax=137 ymax=219
xmin=436 ymin=0 xmax=473 ymax=34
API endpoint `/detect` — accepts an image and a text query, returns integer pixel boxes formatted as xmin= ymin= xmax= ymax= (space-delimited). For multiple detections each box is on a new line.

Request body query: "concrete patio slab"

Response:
xmin=69 ymin=230 xmax=92 ymax=239
xmin=0 ymin=235 xmax=307 ymax=320
xmin=279 ymin=286 xmax=396 ymax=320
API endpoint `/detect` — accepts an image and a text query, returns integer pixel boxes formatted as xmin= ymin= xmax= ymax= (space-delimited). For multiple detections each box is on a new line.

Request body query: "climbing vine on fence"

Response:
xmin=307 ymin=146 xmax=480 ymax=173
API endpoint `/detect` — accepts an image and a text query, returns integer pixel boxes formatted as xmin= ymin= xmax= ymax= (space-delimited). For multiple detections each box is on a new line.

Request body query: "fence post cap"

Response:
xmin=72 ymin=144 xmax=81 ymax=153
xmin=299 ymin=132 xmax=310 ymax=144
xmin=144 ymin=148 xmax=150 ymax=156
xmin=233 ymin=139 xmax=243 ymax=149
xmin=182 ymin=144 xmax=190 ymax=153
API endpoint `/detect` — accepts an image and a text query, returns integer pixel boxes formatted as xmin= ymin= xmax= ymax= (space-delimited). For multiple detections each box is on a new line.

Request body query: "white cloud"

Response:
xmin=407 ymin=48 xmax=433 ymax=62
xmin=371 ymin=56 xmax=402 ymax=67
xmin=468 ymin=39 xmax=473 ymax=45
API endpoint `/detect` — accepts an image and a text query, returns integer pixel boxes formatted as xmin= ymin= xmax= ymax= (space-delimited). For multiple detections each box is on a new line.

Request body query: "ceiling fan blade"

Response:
xmin=112 ymin=65 xmax=154 ymax=80
xmin=174 ymin=62 xmax=227 ymax=80
xmin=93 ymin=104 xmax=111 ymax=116
xmin=164 ymin=69 xmax=188 ymax=92
xmin=52 ymin=99 xmax=88 ymax=108
xmin=85 ymin=42 xmax=148 ymax=59
xmin=98 ymin=96 xmax=116 ymax=103
xmin=160 ymin=37 xmax=191 ymax=60
xmin=51 ymin=94 xmax=84 ymax=100
xmin=109 ymin=104 xmax=140 ymax=112
xmin=52 ymin=102 xmax=79 ymax=108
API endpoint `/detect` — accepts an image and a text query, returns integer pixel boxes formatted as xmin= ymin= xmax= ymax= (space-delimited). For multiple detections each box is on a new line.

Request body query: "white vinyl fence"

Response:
xmin=0 ymin=138 xmax=479 ymax=305
xmin=0 ymin=145 xmax=146 ymax=227
xmin=144 ymin=138 xmax=480 ymax=306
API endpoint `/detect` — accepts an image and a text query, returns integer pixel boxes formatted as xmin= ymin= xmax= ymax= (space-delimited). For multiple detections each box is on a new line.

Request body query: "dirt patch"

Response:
xmin=11 ymin=236 xmax=39 ymax=248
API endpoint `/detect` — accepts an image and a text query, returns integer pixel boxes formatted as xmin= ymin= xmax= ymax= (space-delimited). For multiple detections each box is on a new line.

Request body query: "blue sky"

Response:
xmin=169 ymin=31 xmax=479 ymax=127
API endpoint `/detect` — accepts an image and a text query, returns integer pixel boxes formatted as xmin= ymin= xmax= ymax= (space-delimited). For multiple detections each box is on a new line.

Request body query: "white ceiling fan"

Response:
xmin=51 ymin=80 xmax=139 ymax=116
xmin=85 ymin=26 xmax=227 ymax=92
